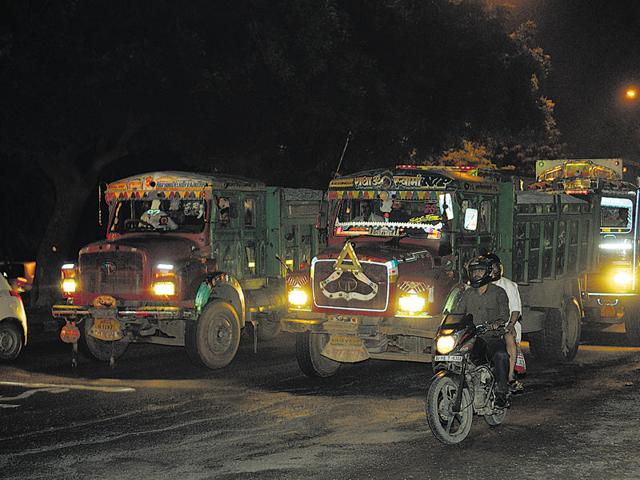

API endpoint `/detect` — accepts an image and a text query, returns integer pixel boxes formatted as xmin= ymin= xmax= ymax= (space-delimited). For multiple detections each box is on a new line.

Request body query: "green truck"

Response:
xmin=532 ymin=159 xmax=640 ymax=344
xmin=282 ymin=165 xmax=603 ymax=377
xmin=52 ymin=171 xmax=323 ymax=368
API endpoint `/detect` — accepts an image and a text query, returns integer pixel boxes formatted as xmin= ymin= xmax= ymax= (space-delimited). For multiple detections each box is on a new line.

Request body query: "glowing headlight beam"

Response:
xmin=288 ymin=288 xmax=309 ymax=307
xmin=398 ymin=293 xmax=426 ymax=313
xmin=62 ymin=279 xmax=77 ymax=293
xmin=436 ymin=335 xmax=456 ymax=354
xmin=612 ymin=271 xmax=632 ymax=286
xmin=152 ymin=281 xmax=176 ymax=296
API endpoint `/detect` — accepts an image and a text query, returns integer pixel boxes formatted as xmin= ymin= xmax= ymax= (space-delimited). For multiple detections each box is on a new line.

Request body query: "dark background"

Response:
xmin=1 ymin=0 xmax=639 ymax=302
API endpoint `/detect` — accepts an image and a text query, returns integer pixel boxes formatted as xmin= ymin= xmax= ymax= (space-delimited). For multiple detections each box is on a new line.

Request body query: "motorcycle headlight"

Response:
xmin=436 ymin=335 xmax=456 ymax=354
xmin=288 ymin=288 xmax=309 ymax=307
xmin=398 ymin=293 xmax=426 ymax=314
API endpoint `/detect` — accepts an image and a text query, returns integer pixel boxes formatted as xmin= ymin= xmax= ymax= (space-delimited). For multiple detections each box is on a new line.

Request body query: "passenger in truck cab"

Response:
xmin=453 ymin=255 xmax=511 ymax=407
xmin=354 ymin=200 xmax=384 ymax=222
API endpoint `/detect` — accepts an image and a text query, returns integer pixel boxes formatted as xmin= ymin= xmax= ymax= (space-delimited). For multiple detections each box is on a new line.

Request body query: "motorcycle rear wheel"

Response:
xmin=426 ymin=375 xmax=473 ymax=444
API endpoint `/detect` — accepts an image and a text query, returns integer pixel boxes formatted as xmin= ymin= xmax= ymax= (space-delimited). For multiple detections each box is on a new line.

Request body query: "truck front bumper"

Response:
xmin=52 ymin=304 xmax=196 ymax=321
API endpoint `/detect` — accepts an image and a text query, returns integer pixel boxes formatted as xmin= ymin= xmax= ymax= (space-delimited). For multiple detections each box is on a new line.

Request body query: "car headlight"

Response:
xmin=436 ymin=335 xmax=456 ymax=354
xmin=152 ymin=281 xmax=176 ymax=296
xmin=62 ymin=279 xmax=77 ymax=294
xmin=288 ymin=288 xmax=309 ymax=307
xmin=398 ymin=293 xmax=426 ymax=314
xmin=612 ymin=271 xmax=632 ymax=286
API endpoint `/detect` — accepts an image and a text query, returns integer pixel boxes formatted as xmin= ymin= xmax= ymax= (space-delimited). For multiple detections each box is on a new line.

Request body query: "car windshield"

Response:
xmin=109 ymin=199 xmax=207 ymax=233
xmin=333 ymin=195 xmax=453 ymax=239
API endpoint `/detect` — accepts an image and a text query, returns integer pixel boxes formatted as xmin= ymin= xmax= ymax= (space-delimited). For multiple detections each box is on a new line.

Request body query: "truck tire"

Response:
xmin=295 ymin=332 xmax=341 ymax=378
xmin=0 ymin=322 xmax=23 ymax=361
xmin=81 ymin=319 xmax=129 ymax=363
xmin=528 ymin=300 xmax=581 ymax=363
xmin=186 ymin=301 xmax=241 ymax=369
xmin=624 ymin=304 xmax=640 ymax=345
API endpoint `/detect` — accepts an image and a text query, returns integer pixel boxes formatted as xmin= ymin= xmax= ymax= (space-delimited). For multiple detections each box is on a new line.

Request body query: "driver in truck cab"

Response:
xmin=452 ymin=255 xmax=511 ymax=408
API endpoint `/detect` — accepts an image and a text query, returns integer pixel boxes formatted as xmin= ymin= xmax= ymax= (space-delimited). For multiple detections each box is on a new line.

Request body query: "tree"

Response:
xmin=1 ymin=0 xmax=560 ymax=306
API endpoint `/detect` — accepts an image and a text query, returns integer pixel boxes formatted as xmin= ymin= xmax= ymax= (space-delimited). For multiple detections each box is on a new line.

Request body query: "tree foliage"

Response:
xmin=0 ymin=0 xmax=561 ymax=302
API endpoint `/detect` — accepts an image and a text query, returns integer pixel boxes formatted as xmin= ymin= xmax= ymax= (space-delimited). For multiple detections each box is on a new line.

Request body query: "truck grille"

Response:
xmin=79 ymin=251 xmax=145 ymax=295
xmin=312 ymin=259 xmax=389 ymax=311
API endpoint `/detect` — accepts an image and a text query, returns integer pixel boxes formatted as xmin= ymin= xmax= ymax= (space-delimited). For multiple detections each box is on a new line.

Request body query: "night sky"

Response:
xmin=3 ymin=0 xmax=640 ymax=262
xmin=508 ymin=0 xmax=640 ymax=160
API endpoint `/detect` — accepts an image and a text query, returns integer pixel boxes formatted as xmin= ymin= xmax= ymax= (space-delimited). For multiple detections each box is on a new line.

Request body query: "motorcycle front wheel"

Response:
xmin=426 ymin=375 xmax=473 ymax=445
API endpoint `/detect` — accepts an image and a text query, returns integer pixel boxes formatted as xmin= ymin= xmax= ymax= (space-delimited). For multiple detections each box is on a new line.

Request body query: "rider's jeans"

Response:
xmin=480 ymin=336 xmax=510 ymax=394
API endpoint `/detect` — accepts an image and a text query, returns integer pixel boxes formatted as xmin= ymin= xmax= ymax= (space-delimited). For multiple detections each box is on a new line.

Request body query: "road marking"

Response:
xmin=0 ymin=381 xmax=135 ymax=409
xmin=0 ymin=381 xmax=135 ymax=393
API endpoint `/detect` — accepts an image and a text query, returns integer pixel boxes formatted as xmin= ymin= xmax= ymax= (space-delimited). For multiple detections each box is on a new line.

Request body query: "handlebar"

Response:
xmin=475 ymin=323 xmax=506 ymax=336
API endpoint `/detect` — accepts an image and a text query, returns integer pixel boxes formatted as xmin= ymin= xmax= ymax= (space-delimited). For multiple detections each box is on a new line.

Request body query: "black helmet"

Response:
xmin=466 ymin=255 xmax=493 ymax=288
xmin=485 ymin=253 xmax=503 ymax=281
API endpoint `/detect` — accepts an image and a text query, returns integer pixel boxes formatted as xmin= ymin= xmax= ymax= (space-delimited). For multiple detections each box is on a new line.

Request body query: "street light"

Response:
xmin=625 ymin=86 xmax=638 ymax=100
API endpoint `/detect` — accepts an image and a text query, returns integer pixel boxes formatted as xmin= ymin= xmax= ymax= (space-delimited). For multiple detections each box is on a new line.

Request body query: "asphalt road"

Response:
xmin=1 ymin=325 xmax=640 ymax=480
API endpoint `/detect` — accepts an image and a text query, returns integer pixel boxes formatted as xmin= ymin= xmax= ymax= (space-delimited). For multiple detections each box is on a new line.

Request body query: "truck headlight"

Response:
xmin=436 ymin=335 xmax=456 ymax=354
xmin=612 ymin=271 xmax=632 ymax=286
xmin=152 ymin=281 xmax=176 ymax=296
xmin=398 ymin=293 xmax=426 ymax=314
xmin=62 ymin=279 xmax=77 ymax=294
xmin=288 ymin=288 xmax=309 ymax=307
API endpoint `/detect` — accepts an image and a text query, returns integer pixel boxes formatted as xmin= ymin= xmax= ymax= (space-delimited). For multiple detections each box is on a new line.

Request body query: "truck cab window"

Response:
xmin=244 ymin=198 xmax=255 ymax=227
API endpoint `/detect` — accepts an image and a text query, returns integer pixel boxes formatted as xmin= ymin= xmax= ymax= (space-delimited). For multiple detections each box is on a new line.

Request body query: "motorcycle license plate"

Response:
xmin=434 ymin=355 xmax=463 ymax=363
xmin=89 ymin=318 xmax=123 ymax=341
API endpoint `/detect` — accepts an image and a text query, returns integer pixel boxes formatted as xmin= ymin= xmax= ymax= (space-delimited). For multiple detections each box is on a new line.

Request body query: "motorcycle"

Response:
xmin=426 ymin=313 xmax=508 ymax=444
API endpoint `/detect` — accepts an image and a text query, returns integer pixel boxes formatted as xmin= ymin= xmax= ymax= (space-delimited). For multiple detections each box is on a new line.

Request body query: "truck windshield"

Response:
xmin=109 ymin=199 xmax=207 ymax=234
xmin=334 ymin=196 xmax=452 ymax=239
xmin=600 ymin=197 xmax=633 ymax=233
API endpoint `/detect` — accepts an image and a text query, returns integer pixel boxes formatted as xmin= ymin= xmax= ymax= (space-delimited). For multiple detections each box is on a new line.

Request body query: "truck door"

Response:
xmin=240 ymin=193 xmax=266 ymax=278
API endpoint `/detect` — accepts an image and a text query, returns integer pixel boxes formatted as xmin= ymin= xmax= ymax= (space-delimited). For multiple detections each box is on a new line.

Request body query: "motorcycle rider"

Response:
xmin=486 ymin=253 xmax=524 ymax=392
xmin=452 ymin=255 xmax=511 ymax=407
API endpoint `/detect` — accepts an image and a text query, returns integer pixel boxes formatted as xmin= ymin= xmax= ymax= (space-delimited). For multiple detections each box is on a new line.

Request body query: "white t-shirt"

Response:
xmin=493 ymin=277 xmax=522 ymax=342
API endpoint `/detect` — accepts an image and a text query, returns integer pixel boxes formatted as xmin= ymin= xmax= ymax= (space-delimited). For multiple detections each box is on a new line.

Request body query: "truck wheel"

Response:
xmin=256 ymin=312 xmax=282 ymax=342
xmin=624 ymin=304 xmax=640 ymax=345
xmin=0 ymin=322 xmax=23 ymax=361
xmin=81 ymin=319 xmax=129 ymax=362
xmin=186 ymin=301 xmax=241 ymax=369
xmin=295 ymin=332 xmax=341 ymax=378
xmin=528 ymin=301 xmax=581 ymax=363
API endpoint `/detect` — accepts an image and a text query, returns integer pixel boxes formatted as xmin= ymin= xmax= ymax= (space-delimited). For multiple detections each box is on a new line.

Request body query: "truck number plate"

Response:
xmin=433 ymin=355 xmax=463 ymax=363
xmin=89 ymin=318 xmax=123 ymax=342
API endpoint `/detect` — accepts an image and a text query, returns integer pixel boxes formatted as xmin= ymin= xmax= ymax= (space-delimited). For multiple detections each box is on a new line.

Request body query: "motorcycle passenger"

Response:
xmin=452 ymin=255 xmax=511 ymax=407
xmin=486 ymin=253 xmax=524 ymax=392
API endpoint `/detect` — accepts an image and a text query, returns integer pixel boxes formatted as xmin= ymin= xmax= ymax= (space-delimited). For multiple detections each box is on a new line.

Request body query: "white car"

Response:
xmin=0 ymin=274 xmax=27 ymax=361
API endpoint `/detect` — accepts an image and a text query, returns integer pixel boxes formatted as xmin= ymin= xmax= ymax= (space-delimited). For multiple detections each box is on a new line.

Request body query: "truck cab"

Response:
xmin=53 ymin=171 xmax=323 ymax=368
xmin=282 ymin=165 xmax=500 ymax=376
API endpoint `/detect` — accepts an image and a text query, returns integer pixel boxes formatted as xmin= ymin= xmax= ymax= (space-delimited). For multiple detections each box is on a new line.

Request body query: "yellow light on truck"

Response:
xmin=288 ymin=288 xmax=309 ymax=307
xmin=612 ymin=271 xmax=632 ymax=286
xmin=436 ymin=335 xmax=456 ymax=354
xmin=398 ymin=293 xmax=426 ymax=314
xmin=152 ymin=281 xmax=176 ymax=296
xmin=62 ymin=279 xmax=77 ymax=293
